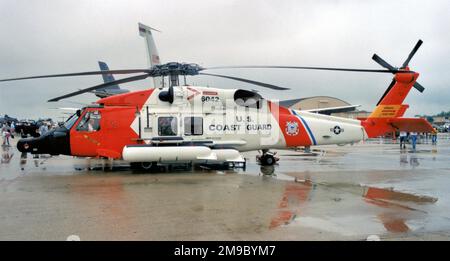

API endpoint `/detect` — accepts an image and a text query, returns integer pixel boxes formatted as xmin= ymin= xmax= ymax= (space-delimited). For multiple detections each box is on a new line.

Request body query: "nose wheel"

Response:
xmin=257 ymin=150 xmax=279 ymax=166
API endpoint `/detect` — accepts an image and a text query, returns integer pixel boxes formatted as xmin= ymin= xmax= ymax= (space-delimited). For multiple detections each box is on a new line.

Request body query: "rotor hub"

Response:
xmin=150 ymin=62 xmax=203 ymax=77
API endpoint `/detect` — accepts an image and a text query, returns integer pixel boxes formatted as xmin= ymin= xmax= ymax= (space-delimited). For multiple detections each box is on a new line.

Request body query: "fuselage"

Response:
xmin=17 ymin=86 xmax=367 ymax=159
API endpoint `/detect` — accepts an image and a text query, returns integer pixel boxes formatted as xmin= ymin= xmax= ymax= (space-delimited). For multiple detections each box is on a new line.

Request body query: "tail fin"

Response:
xmin=369 ymin=73 xmax=417 ymax=119
xmin=92 ymin=61 xmax=129 ymax=98
xmin=138 ymin=23 xmax=162 ymax=88
xmin=362 ymin=72 xmax=433 ymax=137
xmin=98 ymin=61 xmax=119 ymax=90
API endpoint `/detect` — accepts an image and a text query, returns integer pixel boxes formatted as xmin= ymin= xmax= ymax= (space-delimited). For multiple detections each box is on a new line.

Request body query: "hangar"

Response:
xmin=280 ymin=96 xmax=371 ymax=119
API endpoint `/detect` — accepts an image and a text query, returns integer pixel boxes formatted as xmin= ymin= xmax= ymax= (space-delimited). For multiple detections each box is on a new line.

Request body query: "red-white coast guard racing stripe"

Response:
xmin=268 ymin=101 xmax=315 ymax=148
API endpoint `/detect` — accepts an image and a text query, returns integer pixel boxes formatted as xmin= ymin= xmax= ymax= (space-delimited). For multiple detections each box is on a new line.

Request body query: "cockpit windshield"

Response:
xmin=63 ymin=113 xmax=79 ymax=130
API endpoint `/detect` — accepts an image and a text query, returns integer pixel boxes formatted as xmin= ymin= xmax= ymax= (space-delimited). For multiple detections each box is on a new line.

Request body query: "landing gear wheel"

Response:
xmin=261 ymin=154 xmax=276 ymax=166
xmin=130 ymin=162 xmax=159 ymax=171
xmin=257 ymin=150 xmax=279 ymax=166
xmin=141 ymin=162 xmax=153 ymax=170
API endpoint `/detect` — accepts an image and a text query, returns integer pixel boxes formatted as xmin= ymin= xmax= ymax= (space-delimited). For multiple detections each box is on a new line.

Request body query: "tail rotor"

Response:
xmin=372 ymin=39 xmax=425 ymax=106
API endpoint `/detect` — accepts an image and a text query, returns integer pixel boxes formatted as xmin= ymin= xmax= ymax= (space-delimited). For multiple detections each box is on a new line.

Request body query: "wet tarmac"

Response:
xmin=1 ymin=135 xmax=450 ymax=240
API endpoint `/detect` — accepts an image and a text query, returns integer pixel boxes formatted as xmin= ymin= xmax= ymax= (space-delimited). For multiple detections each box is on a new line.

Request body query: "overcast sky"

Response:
xmin=0 ymin=0 xmax=449 ymax=120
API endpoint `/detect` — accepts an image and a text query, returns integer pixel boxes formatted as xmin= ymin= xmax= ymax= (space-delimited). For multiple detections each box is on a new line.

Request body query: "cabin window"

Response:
xmin=184 ymin=117 xmax=203 ymax=136
xmin=158 ymin=117 xmax=178 ymax=136
xmin=76 ymin=111 xmax=101 ymax=132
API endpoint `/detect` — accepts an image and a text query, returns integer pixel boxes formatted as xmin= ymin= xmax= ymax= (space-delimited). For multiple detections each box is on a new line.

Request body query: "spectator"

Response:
xmin=2 ymin=125 xmax=11 ymax=146
xmin=39 ymin=123 xmax=49 ymax=136
xmin=432 ymin=128 xmax=438 ymax=145
xmin=410 ymin=131 xmax=418 ymax=150
xmin=399 ymin=131 xmax=407 ymax=149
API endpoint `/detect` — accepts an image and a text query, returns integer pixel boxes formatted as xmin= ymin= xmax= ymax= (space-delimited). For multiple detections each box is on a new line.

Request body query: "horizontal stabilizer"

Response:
xmin=387 ymin=118 xmax=434 ymax=133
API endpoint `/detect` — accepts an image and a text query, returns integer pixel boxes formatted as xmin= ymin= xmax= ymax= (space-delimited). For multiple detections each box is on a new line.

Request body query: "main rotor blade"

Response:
xmin=0 ymin=69 xmax=150 ymax=83
xmin=376 ymin=79 xmax=396 ymax=106
xmin=48 ymin=74 xmax=149 ymax=102
xmin=402 ymin=39 xmax=423 ymax=68
xmin=413 ymin=82 xmax=425 ymax=93
xmin=204 ymin=65 xmax=397 ymax=73
xmin=377 ymin=79 xmax=425 ymax=105
xmin=199 ymin=72 xmax=290 ymax=90
xmin=371 ymin=54 xmax=397 ymax=71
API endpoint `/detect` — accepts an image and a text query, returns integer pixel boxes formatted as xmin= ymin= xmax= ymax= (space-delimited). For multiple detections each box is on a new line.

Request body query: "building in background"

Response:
xmin=432 ymin=116 xmax=449 ymax=126
xmin=280 ymin=96 xmax=371 ymax=119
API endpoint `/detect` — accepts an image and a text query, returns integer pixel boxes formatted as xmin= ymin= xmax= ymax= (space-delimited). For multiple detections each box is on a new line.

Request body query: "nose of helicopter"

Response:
xmin=17 ymin=128 xmax=71 ymax=155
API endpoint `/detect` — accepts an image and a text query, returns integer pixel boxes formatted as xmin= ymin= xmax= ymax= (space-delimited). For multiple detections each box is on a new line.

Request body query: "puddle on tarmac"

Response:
xmin=2 ymin=138 xmax=449 ymax=239
xmin=268 ymin=178 xmax=438 ymax=236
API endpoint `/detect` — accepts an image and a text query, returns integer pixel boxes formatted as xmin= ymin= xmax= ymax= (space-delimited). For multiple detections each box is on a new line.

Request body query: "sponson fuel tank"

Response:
xmin=122 ymin=146 xmax=245 ymax=162
xmin=123 ymin=146 xmax=212 ymax=162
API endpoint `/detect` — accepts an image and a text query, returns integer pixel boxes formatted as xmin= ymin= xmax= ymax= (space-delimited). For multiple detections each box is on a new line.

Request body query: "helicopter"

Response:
xmin=0 ymin=38 xmax=433 ymax=167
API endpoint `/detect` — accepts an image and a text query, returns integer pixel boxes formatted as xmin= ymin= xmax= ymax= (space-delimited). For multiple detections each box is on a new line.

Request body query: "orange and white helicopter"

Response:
xmin=0 ymin=39 xmax=433 ymax=168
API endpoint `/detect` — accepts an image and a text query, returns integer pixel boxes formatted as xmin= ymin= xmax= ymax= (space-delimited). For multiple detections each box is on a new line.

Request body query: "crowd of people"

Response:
xmin=398 ymin=129 xmax=438 ymax=151
xmin=1 ymin=120 xmax=55 ymax=147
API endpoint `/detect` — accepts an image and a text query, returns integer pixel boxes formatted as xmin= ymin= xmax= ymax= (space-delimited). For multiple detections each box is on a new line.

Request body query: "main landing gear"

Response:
xmin=130 ymin=161 xmax=163 ymax=172
xmin=256 ymin=150 xmax=279 ymax=166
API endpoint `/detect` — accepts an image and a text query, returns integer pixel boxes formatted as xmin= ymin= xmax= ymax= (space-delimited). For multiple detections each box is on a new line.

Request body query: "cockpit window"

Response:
xmin=64 ymin=113 xmax=79 ymax=130
xmin=76 ymin=111 xmax=101 ymax=132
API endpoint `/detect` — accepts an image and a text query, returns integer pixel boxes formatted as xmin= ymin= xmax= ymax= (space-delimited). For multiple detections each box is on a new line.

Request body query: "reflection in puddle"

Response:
xmin=410 ymin=154 xmax=420 ymax=167
xmin=399 ymin=151 xmax=421 ymax=168
xmin=1 ymin=145 xmax=14 ymax=164
xmin=400 ymin=152 xmax=408 ymax=166
xmin=260 ymin=166 xmax=275 ymax=176
xmin=363 ymin=186 xmax=436 ymax=233
xmin=269 ymin=181 xmax=313 ymax=229
xmin=364 ymin=186 xmax=437 ymax=204
xmin=377 ymin=213 xmax=409 ymax=233
xmin=269 ymin=179 xmax=437 ymax=235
